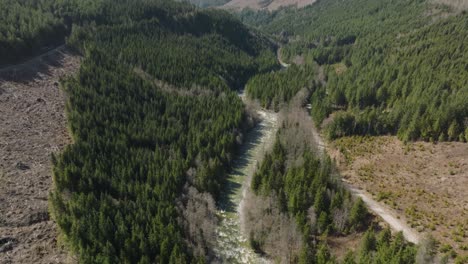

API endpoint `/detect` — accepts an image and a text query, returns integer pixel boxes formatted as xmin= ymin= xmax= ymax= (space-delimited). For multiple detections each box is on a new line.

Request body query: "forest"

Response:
xmin=47 ymin=0 xmax=279 ymax=263
xmin=242 ymin=103 xmax=419 ymax=263
xmin=0 ymin=0 xmax=107 ymax=65
xmin=240 ymin=0 xmax=468 ymax=142
xmin=5 ymin=0 xmax=464 ymax=262
xmin=245 ymin=64 xmax=317 ymax=111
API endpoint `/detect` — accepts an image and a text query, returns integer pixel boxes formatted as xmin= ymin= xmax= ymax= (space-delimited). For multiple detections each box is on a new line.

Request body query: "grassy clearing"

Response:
xmin=329 ymin=135 xmax=468 ymax=261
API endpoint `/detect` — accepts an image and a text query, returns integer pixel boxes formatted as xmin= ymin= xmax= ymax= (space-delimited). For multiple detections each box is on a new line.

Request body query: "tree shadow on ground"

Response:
xmin=0 ymin=46 xmax=78 ymax=83
xmin=219 ymin=120 xmax=268 ymax=213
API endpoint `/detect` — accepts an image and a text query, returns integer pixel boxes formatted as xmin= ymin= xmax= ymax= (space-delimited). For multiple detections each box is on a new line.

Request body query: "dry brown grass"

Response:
xmin=329 ymin=136 xmax=468 ymax=260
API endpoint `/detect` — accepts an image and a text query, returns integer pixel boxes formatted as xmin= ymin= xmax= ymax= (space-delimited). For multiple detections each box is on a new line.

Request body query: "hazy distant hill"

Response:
xmin=184 ymin=0 xmax=230 ymax=7
xmin=222 ymin=0 xmax=317 ymax=11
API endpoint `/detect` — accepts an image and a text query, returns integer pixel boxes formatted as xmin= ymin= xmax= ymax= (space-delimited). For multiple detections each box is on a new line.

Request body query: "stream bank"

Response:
xmin=213 ymin=108 xmax=277 ymax=263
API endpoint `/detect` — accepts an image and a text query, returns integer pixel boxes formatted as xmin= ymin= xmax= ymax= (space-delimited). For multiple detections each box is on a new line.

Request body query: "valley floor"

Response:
xmin=214 ymin=94 xmax=278 ymax=263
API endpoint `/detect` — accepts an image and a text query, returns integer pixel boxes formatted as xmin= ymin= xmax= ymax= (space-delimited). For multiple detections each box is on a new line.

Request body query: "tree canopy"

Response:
xmin=47 ymin=0 xmax=278 ymax=262
xmin=240 ymin=0 xmax=468 ymax=142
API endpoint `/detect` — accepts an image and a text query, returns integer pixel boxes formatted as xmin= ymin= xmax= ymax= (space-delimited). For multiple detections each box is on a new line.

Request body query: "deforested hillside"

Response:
xmin=0 ymin=48 xmax=81 ymax=264
xmin=240 ymin=0 xmax=468 ymax=142
xmin=46 ymin=0 xmax=279 ymax=263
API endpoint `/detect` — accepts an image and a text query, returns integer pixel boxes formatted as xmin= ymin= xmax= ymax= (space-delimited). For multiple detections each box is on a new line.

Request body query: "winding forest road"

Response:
xmin=342 ymin=180 xmax=421 ymax=244
xmin=277 ymin=47 xmax=291 ymax=68
xmin=214 ymin=48 xmax=419 ymax=263
xmin=308 ymin=110 xmax=421 ymax=244
xmin=279 ymin=51 xmax=421 ymax=244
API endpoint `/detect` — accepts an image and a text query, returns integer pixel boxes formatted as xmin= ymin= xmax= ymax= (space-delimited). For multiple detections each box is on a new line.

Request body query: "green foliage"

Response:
xmin=357 ymin=230 xmax=417 ymax=264
xmin=343 ymin=251 xmax=357 ymax=264
xmin=349 ymin=198 xmax=369 ymax=231
xmin=0 ymin=0 xmax=66 ymax=65
xmin=246 ymin=64 xmax=316 ymax=110
xmin=316 ymin=243 xmax=335 ymax=264
xmin=251 ymin=129 xmax=369 ymax=260
xmin=249 ymin=124 xmax=417 ymax=263
xmin=338 ymin=228 xmax=418 ymax=264
xmin=241 ymin=0 xmax=468 ymax=142
xmin=49 ymin=0 xmax=278 ymax=262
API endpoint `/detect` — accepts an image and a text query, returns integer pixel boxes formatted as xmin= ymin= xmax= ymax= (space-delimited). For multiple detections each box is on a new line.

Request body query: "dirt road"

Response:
xmin=309 ymin=119 xmax=421 ymax=244
xmin=277 ymin=48 xmax=291 ymax=68
xmin=343 ymin=181 xmax=421 ymax=244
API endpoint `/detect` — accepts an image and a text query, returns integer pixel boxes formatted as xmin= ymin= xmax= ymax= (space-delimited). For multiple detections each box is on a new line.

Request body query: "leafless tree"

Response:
xmin=243 ymin=191 xmax=304 ymax=263
xmin=177 ymin=185 xmax=218 ymax=260
xmin=276 ymin=88 xmax=322 ymax=167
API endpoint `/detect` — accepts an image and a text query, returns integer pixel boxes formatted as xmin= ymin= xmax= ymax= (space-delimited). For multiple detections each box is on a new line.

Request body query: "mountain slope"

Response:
xmin=48 ymin=1 xmax=278 ymax=263
xmin=240 ymin=0 xmax=468 ymax=142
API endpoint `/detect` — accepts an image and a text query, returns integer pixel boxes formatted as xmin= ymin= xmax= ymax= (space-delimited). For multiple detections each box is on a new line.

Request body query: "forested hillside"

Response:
xmin=0 ymin=0 xmax=107 ymax=65
xmin=6 ymin=0 xmax=465 ymax=262
xmin=244 ymin=105 xmax=418 ymax=263
xmin=47 ymin=0 xmax=278 ymax=262
xmin=245 ymin=64 xmax=317 ymax=111
xmin=250 ymin=139 xmax=417 ymax=263
xmin=240 ymin=0 xmax=468 ymax=142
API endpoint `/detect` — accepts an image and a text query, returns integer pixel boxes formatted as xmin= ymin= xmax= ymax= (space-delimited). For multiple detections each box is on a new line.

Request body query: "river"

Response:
xmin=213 ymin=107 xmax=278 ymax=263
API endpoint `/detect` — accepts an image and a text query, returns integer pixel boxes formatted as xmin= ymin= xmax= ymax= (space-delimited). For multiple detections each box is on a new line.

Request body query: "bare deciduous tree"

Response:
xmin=243 ymin=191 xmax=304 ymax=263
xmin=177 ymin=185 xmax=218 ymax=260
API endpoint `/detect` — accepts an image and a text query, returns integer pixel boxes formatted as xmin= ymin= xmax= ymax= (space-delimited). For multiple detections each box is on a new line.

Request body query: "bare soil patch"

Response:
xmin=222 ymin=0 xmax=316 ymax=11
xmin=329 ymin=136 xmax=468 ymax=259
xmin=0 ymin=49 xmax=80 ymax=263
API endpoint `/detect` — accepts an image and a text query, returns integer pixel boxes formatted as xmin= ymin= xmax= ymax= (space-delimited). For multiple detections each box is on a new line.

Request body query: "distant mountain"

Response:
xmin=183 ymin=0 xmax=230 ymax=8
xmin=222 ymin=0 xmax=317 ymax=11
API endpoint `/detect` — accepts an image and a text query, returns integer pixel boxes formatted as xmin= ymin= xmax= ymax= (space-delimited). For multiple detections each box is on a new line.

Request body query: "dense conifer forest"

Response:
xmin=245 ymin=64 xmax=317 ymax=111
xmin=4 ymin=0 xmax=466 ymax=262
xmin=240 ymin=0 xmax=468 ymax=142
xmin=45 ymin=0 xmax=278 ymax=262
xmin=0 ymin=0 xmax=106 ymax=65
